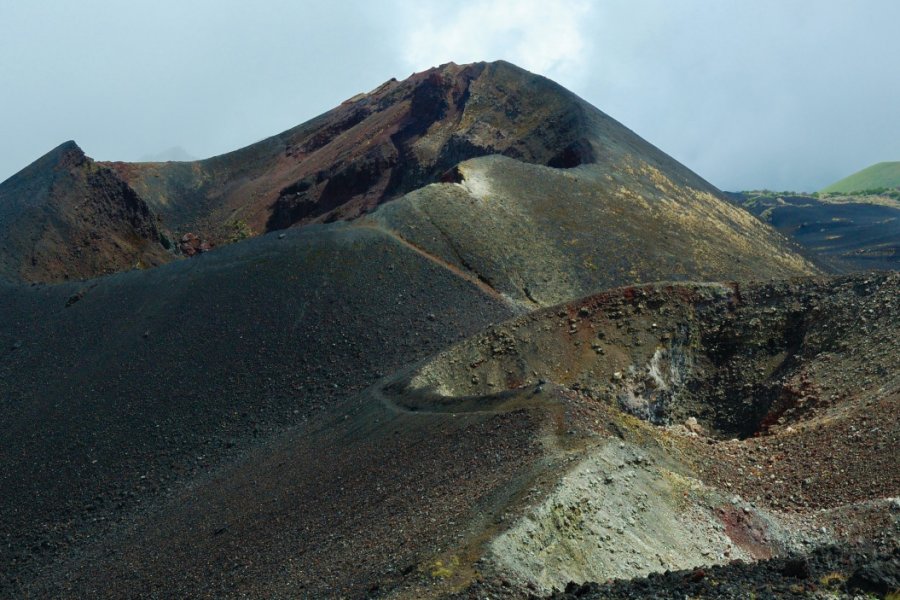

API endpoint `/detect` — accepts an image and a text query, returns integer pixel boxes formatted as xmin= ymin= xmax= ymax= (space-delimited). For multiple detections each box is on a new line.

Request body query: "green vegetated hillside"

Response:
xmin=820 ymin=161 xmax=900 ymax=194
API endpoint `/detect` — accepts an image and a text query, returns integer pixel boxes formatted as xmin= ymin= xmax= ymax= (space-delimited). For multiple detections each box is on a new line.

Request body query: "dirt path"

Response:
xmin=353 ymin=220 xmax=517 ymax=308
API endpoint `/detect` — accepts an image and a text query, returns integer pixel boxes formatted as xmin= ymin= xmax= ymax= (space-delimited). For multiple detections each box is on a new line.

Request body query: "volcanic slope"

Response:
xmin=95 ymin=60 xmax=825 ymax=291
xmin=727 ymin=190 xmax=900 ymax=272
xmin=0 ymin=141 xmax=171 ymax=283
xmin=0 ymin=224 xmax=515 ymax=595
xmin=19 ymin=272 xmax=898 ymax=598
xmin=371 ymin=155 xmax=818 ymax=308
xmin=0 ymin=60 xmax=834 ymax=595
xmin=2 ymin=60 xmax=821 ymax=285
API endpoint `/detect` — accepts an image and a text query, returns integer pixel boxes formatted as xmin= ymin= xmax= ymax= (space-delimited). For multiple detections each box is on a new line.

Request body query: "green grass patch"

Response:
xmin=821 ymin=161 xmax=900 ymax=194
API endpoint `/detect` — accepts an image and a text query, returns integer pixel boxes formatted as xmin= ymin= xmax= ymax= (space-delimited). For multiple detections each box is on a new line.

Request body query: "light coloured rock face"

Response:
xmin=396 ymin=274 xmax=899 ymax=596
xmin=487 ymin=438 xmax=822 ymax=593
xmin=615 ymin=346 xmax=694 ymax=423
xmin=371 ymin=155 xmax=820 ymax=310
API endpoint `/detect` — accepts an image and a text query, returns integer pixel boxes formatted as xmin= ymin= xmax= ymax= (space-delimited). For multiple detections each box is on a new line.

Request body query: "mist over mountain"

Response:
xmin=136 ymin=146 xmax=197 ymax=162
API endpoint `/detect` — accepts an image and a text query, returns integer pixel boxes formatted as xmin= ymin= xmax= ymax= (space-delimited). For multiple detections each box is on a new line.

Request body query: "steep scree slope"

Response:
xmin=0 ymin=141 xmax=171 ymax=282
xmin=14 ymin=273 xmax=897 ymax=598
xmin=0 ymin=224 xmax=513 ymax=595
xmin=372 ymin=156 xmax=820 ymax=308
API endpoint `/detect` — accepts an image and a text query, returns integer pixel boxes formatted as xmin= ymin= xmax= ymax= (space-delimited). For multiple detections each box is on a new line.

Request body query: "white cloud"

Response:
xmin=398 ymin=0 xmax=592 ymax=87
xmin=3 ymin=1 xmax=897 ymax=190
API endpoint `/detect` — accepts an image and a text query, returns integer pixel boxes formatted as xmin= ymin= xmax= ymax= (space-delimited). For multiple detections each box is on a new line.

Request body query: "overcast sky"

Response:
xmin=1 ymin=0 xmax=898 ymax=191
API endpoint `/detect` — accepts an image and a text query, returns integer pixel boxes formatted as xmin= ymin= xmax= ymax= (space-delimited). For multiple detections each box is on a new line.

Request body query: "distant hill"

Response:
xmin=726 ymin=190 xmax=899 ymax=272
xmin=821 ymin=161 xmax=900 ymax=194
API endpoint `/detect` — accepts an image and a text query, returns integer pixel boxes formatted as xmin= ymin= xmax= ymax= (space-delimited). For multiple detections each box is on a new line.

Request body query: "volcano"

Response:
xmin=1 ymin=61 xmax=818 ymax=288
xmin=1 ymin=62 xmax=894 ymax=599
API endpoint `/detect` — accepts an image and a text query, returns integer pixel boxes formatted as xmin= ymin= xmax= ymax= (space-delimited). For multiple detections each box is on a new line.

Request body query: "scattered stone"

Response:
xmin=684 ymin=417 xmax=704 ymax=435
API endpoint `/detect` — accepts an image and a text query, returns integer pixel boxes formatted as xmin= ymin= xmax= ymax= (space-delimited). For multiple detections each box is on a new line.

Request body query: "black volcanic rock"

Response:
xmin=0 ymin=224 xmax=514 ymax=595
xmin=0 ymin=141 xmax=171 ymax=283
xmin=727 ymin=190 xmax=900 ymax=272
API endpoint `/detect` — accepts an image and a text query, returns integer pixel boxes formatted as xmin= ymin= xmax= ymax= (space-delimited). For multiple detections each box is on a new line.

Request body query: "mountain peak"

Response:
xmin=4 ymin=140 xmax=86 ymax=185
xmin=0 ymin=138 xmax=171 ymax=283
xmin=50 ymin=139 xmax=87 ymax=169
xmin=104 ymin=59 xmax=604 ymax=237
xmin=2 ymin=61 xmax=814 ymax=286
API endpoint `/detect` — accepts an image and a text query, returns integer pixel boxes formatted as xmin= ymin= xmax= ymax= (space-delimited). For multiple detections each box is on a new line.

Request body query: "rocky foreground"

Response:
xmin=456 ymin=546 xmax=900 ymax=598
xmin=4 ymin=269 xmax=897 ymax=598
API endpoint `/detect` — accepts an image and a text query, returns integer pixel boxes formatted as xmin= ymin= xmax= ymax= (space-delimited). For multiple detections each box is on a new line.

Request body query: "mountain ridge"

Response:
xmin=0 ymin=140 xmax=171 ymax=283
xmin=0 ymin=60 xmax=821 ymax=286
